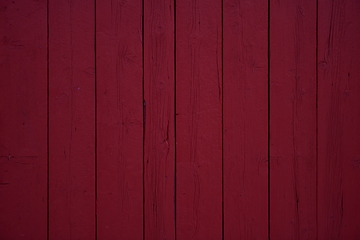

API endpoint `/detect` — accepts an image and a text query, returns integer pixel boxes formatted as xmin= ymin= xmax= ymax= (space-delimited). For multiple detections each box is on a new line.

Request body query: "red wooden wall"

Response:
xmin=1 ymin=0 xmax=360 ymax=239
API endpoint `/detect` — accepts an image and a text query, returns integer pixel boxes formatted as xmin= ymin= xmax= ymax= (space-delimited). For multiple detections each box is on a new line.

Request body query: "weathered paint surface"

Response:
xmin=223 ymin=0 xmax=268 ymax=239
xmin=318 ymin=0 xmax=360 ymax=239
xmin=176 ymin=0 xmax=222 ymax=239
xmin=49 ymin=0 xmax=96 ymax=239
xmin=0 ymin=1 xmax=47 ymax=239
xmin=0 ymin=0 xmax=359 ymax=239
xmin=143 ymin=0 xmax=175 ymax=239
xmin=270 ymin=0 xmax=317 ymax=239
xmin=96 ymin=0 xmax=143 ymax=239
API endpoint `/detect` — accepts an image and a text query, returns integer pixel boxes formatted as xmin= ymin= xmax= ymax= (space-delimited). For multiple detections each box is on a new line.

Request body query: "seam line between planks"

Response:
xmin=47 ymin=0 xmax=50 ymax=239
xmin=94 ymin=0 xmax=98 ymax=239
xmin=221 ymin=0 xmax=225 ymax=239
xmin=315 ymin=0 xmax=319 ymax=239
xmin=174 ymin=0 xmax=177 ymax=239
xmin=267 ymin=0 xmax=271 ymax=239
xmin=142 ymin=0 xmax=145 ymax=239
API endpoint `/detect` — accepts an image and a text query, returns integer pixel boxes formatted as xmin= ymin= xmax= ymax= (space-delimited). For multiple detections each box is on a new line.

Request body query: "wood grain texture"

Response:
xmin=176 ymin=0 xmax=222 ymax=239
xmin=2 ymin=1 xmax=360 ymax=239
xmin=318 ymin=0 xmax=360 ymax=239
xmin=270 ymin=0 xmax=317 ymax=239
xmin=223 ymin=0 xmax=268 ymax=239
xmin=0 ymin=0 xmax=47 ymax=239
xmin=143 ymin=0 xmax=175 ymax=239
xmin=96 ymin=0 xmax=143 ymax=239
xmin=49 ymin=0 xmax=95 ymax=239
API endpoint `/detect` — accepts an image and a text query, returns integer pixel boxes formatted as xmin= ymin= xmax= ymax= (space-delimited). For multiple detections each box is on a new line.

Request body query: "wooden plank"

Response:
xmin=96 ymin=0 xmax=143 ymax=239
xmin=317 ymin=0 xmax=360 ymax=239
xmin=0 ymin=1 xmax=47 ymax=239
xmin=143 ymin=0 xmax=175 ymax=239
xmin=223 ymin=0 xmax=268 ymax=238
xmin=270 ymin=0 xmax=317 ymax=239
xmin=48 ymin=0 xmax=95 ymax=239
xmin=175 ymin=0 xmax=222 ymax=239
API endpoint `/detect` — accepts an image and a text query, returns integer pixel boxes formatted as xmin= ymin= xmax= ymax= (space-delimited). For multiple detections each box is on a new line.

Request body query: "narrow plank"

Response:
xmin=176 ymin=0 xmax=222 ymax=239
xmin=96 ymin=0 xmax=143 ymax=239
xmin=49 ymin=0 xmax=95 ymax=239
xmin=270 ymin=0 xmax=317 ymax=239
xmin=223 ymin=0 xmax=268 ymax=239
xmin=317 ymin=0 xmax=360 ymax=239
xmin=143 ymin=0 xmax=175 ymax=239
xmin=0 ymin=1 xmax=47 ymax=239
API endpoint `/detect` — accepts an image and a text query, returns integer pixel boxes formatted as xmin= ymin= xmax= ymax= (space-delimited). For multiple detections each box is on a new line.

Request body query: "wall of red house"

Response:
xmin=1 ymin=0 xmax=359 ymax=239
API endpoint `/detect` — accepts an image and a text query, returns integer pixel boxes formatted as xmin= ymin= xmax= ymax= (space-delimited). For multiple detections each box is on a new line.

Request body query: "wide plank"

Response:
xmin=143 ymin=0 xmax=175 ymax=239
xmin=223 ymin=0 xmax=268 ymax=239
xmin=96 ymin=0 xmax=143 ymax=239
xmin=270 ymin=0 xmax=317 ymax=238
xmin=176 ymin=0 xmax=222 ymax=239
xmin=317 ymin=0 xmax=360 ymax=238
xmin=0 ymin=1 xmax=47 ymax=239
xmin=49 ymin=0 xmax=96 ymax=239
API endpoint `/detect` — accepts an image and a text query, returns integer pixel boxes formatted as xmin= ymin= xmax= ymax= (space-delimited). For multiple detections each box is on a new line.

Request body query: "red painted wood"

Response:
xmin=3 ymin=1 xmax=360 ymax=239
xmin=318 ymin=0 xmax=360 ymax=239
xmin=143 ymin=0 xmax=175 ymax=239
xmin=0 ymin=1 xmax=47 ymax=239
xmin=223 ymin=0 xmax=268 ymax=238
xmin=270 ymin=0 xmax=317 ymax=239
xmin=176 ymin=0 xmax=222 ymax=239
xmin=49 ymin=0 xmax=95 ymax=239
xmin=96 ymin=0 xmax=143 ymax=239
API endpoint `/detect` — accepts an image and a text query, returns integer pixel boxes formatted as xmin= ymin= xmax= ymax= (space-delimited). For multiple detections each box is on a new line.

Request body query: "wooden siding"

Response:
xmin=1 ymin=0 xmax=359 ymax=239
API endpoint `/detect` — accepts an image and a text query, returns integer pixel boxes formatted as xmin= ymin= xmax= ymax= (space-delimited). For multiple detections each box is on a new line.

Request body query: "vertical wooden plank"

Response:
xmin=176 ymin=0 xmax=222 ymax=239
xmin=96 ymin=0 xmax=143 ymax=239
xmin=223 ymin=0 xmax=268 ymax=239
xmin=49 ymin=0 xmax=95 ymax=239
xmin=0 ymin=1 xmax=47 ymax=239
xmin=318 ymin=0 xmax=360 ymax=239
xmin=270 ymin=0 xmax=317 ymax=239
xmin=143 ymin=0 xmax=175 ymax=239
